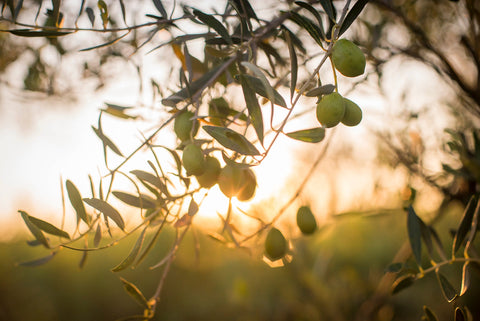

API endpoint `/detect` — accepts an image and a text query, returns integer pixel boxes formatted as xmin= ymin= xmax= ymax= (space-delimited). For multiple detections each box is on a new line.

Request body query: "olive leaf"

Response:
xmin=238 ymin=74 xmax=264 ymax=144
xmin=287 ymin=11 xmax=324 ymax=45
xmin=19 ymin=210 xmax=49 ymax=248
xmin=284 ymin=30 xmax=297 ymax=102
xmin=17 ymin=252 xmax=57 ymax=267
xmin=460 ymin=262 xmax=471 ymax=296
xmin=339 ymin=0 xmax=369 ymax=37
xmin=119 ymin=277 xmax=149 ymax=309
xmin=203 ymin=125 xmax=260 ymax=155
xmin=391 ymin=274 xmax=416 ymax=294
xmin=236 ymin=74 xmax=287 ymax=108
xmin=26 ymin=215 xmax=70 ymax=239
xmin=294 ymin=1 xmax=325 ymax=39
xmin=286 ymin=127 xmax=326 ymax=143
xmin=112 ymin=191 xmax=157 ymax=209
xmin=436 ymin=271 xmax=458 ymax=302
xmin=193 ymin=9 xmax=232 ymax=45
xmin=305 ymin=84 xmax=336 ymax=97
xmin=9 ymin=29 xmax=72 ymax=37
xmin=66 ymin=180 xmax=89 ymax=224
xmin=452 ymin=195 xmax=478 ymax=255
xmin=112 ymin=227 xmax=147 ymax=272
xmin=83 ymin=198 xmax=125 ymax=231
xmin=92 ymin=125 xmax=124 ymax=157
xmin=407 ymin=206 xmax=423 ymax=267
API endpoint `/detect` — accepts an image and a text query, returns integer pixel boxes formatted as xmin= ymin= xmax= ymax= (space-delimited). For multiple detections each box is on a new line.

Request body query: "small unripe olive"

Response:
xmin=218 ymin=164 xmax=244 ymax=198
xmin=316 ymin=92 xmax=345 ymax=128
xmin=174 ymin=111 xmax=199 ymax=141
xmin=296 ymin=206 xmax=317 ymax=235
xmin=341 ymin=98 xmax=362 ymax=127
xmin=237 ymin=168 xmax=256 ymax=201
xmin=265 ymin=227 xmax=287 ymax=261
xmin=182 ymin=144 xmax=205 ymax=176
xmin=196 ymin=156 xmax=221 ymax=188
xmin=332 ymin=39 xmax=366 ymax=78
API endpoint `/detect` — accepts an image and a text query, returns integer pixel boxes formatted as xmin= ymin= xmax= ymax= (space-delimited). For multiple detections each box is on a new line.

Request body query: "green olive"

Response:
xmin=174 ymin=110 xmax=199 ymax=142
xmin=182 ymin=144 xmax=205 ymax=176
xmin=296 ymin=206 xmax=317 ymax=235
xmin=237 ymin=168 xmax=256 ymax=201
xmin=265 ymin=228 xmax=287 ymax=261
xmin=332 ymin=39 xmax=366 ymax=78
xmin=341 ymin=98 xmax=362 ymax=127
xmin=195 ymin=156 xmax=221 ymax=188
xmin=316 ymin=92 xmax=345 ymax=128
xmin=218 ymin=164 xmax=244 ymax=198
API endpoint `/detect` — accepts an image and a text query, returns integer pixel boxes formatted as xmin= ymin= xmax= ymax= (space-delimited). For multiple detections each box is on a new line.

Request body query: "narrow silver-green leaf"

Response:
xmin=203 ymin=125 xmax=260 ymax=156
xmin=241 ymin=62 xmax=275 ymax=109
xmin=286 ymin=127 xmax=325 ymax=143
xmin=9 ymin=29 xmax=72 ymax=37
xmin=436 ymin=271 xmax=458 ymax=302
xmin=452 ymin=195 xmax=478 ymax=255
xmin=112 ymin=191 xmax=157 ymax=209
xmin=339 ymin=0 xmax=369 ymax=37
xmin=294 ymin=1 xmax=325 ymax=38
xmin=193 ymin=9 xmax=232 ymax=45
xmin=236 ymin=74 xmax=287 ymax=108
xmin=19 ymin=211 xmax=49 ymax=248
xmin=86 ymin=7 xmax=95 ymax=26
xmin=423 ymin=306 xmax=438 ymax=321
xmin=319 ymin=0 xmax=336 ymax=23
xmin=27 ymin=215 xmax=70 ymax=239
xmin=66 ymin=180 xmax=89 ymax=224
xmin=79 ymin=32 xmax=129 ymax=51
xmin=119 ymin=277 xmax=149 ymax=309
xmin=130 ymin=170 xmax=167 ymax=193
xmin=285 ymin=30 xmax=297 ymax=102
xmin=239 ymin=74 xmax=264 ymax=144
xmin=94 ymin=223 xmax=102 ymax=247
xmin=391 ymin=274 xmax=416 ymax=294
xmin=118 ymin=0 xmax=127 ymax=25
xmin=83 ymin=198 xmax=125 ymax=230
xmin=18 ymin=252 xmax=57 ymax=267
xmin=112 ymin=227 xmax=147 ymax=272
xmin=134 ymin=223 xmax=164 ymax=268
xmin=407 ymin=206 xmax=423 ymax=267
xmin=464 ymin=198 xmax=479 ymax=255
xmin=460 ymin=262 xmax=471 ymax=296
xmin=288 ymin=11 xmax=324 ymax=45
xmin=162 ymin=64 xmax=224 ymax=107
xmin=92 ymin=125 xmax=124 ymax=157
xmin=152 ymin=0 xmax=168 ymax=18
xmin=305 ymin=84 xmax=336 ymax=97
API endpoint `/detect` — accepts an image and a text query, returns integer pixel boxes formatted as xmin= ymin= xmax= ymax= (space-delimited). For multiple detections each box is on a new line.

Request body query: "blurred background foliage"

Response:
xmin=1 ymin=0 xmax=480 ymax=320
xmin=2 ymin=210 xmax=478 ymax=321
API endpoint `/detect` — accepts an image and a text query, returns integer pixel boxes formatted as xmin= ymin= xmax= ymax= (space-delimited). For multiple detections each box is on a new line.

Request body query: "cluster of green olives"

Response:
xmin=315 ymin=39 xmax=365 ymax=129
xmin=174 ymin=109 xmax=257 ymax=201
xmin=264 ymin=205 xmax=317 ymax=261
